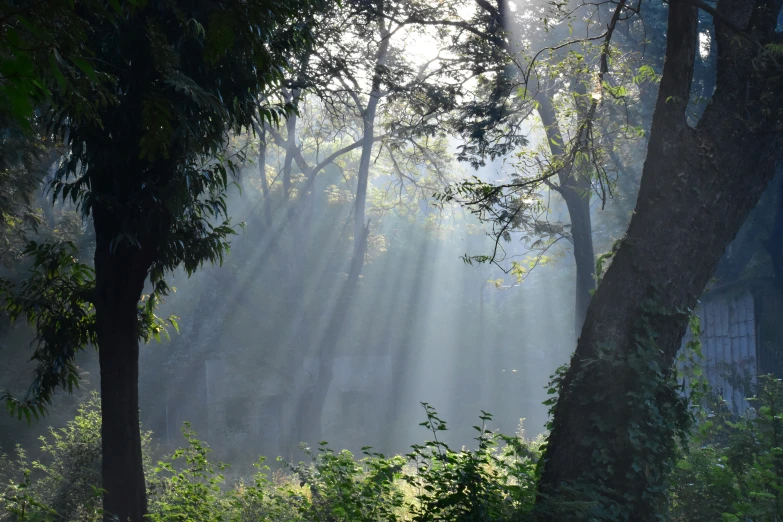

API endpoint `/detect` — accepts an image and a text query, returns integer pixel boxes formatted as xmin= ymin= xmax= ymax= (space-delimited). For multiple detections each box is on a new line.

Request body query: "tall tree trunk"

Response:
xmin=93 ymin=209 xmax=152 ymax=522
xmin=97 ymin=319 xmax=146 ymax=522
xmin=258 ymin=124 xmax=273 ymax=227
xmin=282 ymin=112 xmax=297 ymax=202
xmin=297 ymin=222 xmax=370 ymax=445
xmin=475 ymin=0 xmax=599 ymax=335
xmin=292 ymin=4 xmax=391 ymax=446
xmin=562 ymin=189 xmax=594 ymax=334
xmin=280 ymin=54 xmax=310 ymax=203
xmin=354 ymin=116 xmax=376 ymax=256
xmin=536 ymin=94 xmax=595 ymax=336
xmin=354 ymin=1 xmax=389 ymax=255
xmin=537 ymin=1 xmax=783 ymax=519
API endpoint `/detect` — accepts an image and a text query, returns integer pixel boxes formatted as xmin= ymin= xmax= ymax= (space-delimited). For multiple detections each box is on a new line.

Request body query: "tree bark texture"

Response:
xmin=93 ymin=207 xmax=153 ymax=522
xmin=538 ymin=0 xmax=783 ymax=519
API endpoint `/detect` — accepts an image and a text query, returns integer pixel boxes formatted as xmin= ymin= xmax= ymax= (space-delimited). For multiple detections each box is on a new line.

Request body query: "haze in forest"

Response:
xmin=1 ymin=0 xmax=782 ymax=521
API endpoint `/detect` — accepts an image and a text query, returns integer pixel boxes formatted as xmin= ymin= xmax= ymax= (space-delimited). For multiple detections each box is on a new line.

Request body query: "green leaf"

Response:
xmin=72 ymin=57 xmax=98 ymax=83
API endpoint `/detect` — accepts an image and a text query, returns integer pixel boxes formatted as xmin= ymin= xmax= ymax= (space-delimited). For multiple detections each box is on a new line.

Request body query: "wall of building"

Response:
xmin=160 ymin=355 xmax=394 ymax=460
xmin=679 ymin=290 xmax=757 ymax=415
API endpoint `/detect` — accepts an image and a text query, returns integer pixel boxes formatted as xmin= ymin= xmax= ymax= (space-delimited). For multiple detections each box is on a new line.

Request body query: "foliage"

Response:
xmin=0 ymin=446 xmax=56 ymax=522
xmin=0 ymin=242 xmax=177 ymax=418
xmin=2 ymin=0 xmax=329 ymax=422
xmin=14 ymin=386 xmax=783 ymax=521
xmin=0 ymin=242 xmax=95 ymax=421
xmin=0 ymin=119 xmax=52 ymax=267
xmin=538 ymin=295 xmax=693 ymax=521
xmin=284 ymin=445 xmax=406 ymax=522
xmin=1 ymin=396 xmax=544 ymax=522
xmin=0 ymin=392 xmax=152 ymax=522
xmin=403 ymin=403 xmax=539 ymax=521
xmin=670 ymin=375 xmax=783 ymax=522
xmin=0 ymin=0 xmax=116 ymax=128
xmin=27 ymin=392 xmax=104 ymax=522
xmin=147 ymin=424 xmax=231 ymax=522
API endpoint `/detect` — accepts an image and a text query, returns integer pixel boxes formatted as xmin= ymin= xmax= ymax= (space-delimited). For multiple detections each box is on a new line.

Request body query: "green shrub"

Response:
xmin=35 ymin=386 xmax=783 ymax=522
xmin=0 ymin=446 xmax=57 ymax=522
xmin=402 ymin=404 xmax=539 ymax=522
xmin=0 ymin=392 xmax=151 ymax=522
xmin=2 ymin=397 xmax=542 ymax=522
xmin=670 ymin=375 xmax=783 ymax=522
xmin=146 ymin=424 xmax=232 ymax=522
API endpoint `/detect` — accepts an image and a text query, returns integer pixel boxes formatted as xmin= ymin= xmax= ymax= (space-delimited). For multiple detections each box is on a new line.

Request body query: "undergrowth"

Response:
xmin=0 ymin=393 xmax=542 ymax=522
xmin=4 ymin=378 xmax=783 ymax=521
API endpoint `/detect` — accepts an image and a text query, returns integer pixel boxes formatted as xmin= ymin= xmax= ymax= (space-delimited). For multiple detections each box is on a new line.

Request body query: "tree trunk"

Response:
xmin=354 ymin=116 xmax=376 ymax=256
xmin=282 ymin=113 xmax=297 ymax=202
xmin=537 ymin=1 xmax=783 ymax=519
xmin=562 ymin=188 xmax=594 ymax=335
xmin=93 ymin=210 xmax=152 ymax=522
xmin=280 ymin=53 xmax=310 ymax=203
xmin=298 ymin=222 xmax=369 ymax=445
xmin=290 ymin=5 xmax=391 ymax=447
xmin=258 ymin=124 xmax=273 ymax=227
xmin=536 ymin=94 xmax=595 ymax=336
xmin=97 ymin=319 xmax=146 ymax=522
xmin=354 ymin=2 xmax=389 ymax=255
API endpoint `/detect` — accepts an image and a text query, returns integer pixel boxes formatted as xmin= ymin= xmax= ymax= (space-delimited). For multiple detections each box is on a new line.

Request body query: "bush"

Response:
xmin=1 ymin=398 xmax=542 ymax=522
xmin=670 ymin=375 xmax=783 ymax=522
xmin=0 ymin=392 xmax=152 ymax=522
xmin=0 ymin=446 xmax=57 ymax=522
xmin=15 ymin=383 xmax=783 ymax=522
xmin=402 ymin=404 xmax=540 ymax=522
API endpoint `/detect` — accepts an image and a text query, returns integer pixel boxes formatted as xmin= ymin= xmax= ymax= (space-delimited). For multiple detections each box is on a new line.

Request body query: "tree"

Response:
xmin=0 ymin=0 xmax=115 ymax=127
xmin=256 ymin=0 xmax=466 ymax=447
xmin=416 ymin=0 xmax=651 ymax=336
xmin=1 ymin=2 xmax=325 ymax=521
xmin=0 ymin=118 xmax=59 ymax=267
xmin=537 ymin=1 xmax=783 ymax=519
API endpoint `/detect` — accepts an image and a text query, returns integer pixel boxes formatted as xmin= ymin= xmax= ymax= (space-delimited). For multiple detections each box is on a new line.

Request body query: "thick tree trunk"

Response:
xmin=93 ymin=210 xmax=152 ymax=522
xmin=97 ymin=317 xmax=146 ymax=522
xmin=537 ymin=1 xmax=783 ymax=519
xmin=536 ymin=94 xmax=595 ymax=336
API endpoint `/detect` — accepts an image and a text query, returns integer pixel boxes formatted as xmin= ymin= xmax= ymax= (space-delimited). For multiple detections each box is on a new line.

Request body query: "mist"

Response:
xmin=2 ymin=0 xmax=783 ymax=520
xmin=132 ymin=146 xmax=583 ymax=467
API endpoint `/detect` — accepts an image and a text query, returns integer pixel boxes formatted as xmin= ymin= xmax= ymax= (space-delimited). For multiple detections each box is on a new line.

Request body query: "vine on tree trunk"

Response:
xmin=537 ymin=290 xmax=693 ymax=521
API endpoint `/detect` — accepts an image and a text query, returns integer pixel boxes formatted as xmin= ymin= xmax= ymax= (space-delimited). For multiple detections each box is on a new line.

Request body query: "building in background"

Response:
xmin=682 ymin=279 xmax=783 ymax=414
